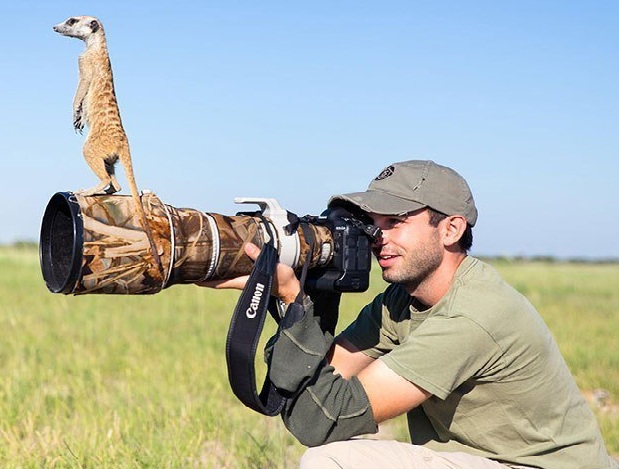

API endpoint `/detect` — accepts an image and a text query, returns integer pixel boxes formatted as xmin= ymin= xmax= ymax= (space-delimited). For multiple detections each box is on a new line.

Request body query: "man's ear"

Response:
xmin=442 ymin=215 xmax=467 ymax=248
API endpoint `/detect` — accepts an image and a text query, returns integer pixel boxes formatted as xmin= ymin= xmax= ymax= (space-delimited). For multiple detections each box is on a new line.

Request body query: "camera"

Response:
xmin=39 ymin=192 xmax=380 ymax=295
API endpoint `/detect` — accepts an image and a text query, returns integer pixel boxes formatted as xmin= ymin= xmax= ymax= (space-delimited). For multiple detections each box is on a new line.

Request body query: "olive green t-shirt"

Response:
xmin=342 ymin=256 xmax=616 ymax=469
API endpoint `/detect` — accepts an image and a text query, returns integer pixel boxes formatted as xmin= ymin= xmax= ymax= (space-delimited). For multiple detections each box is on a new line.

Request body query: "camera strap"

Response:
xmin=225 ymin=235 xmax=286 ymax=416
xmin=225 ymin=219 xmax=316 ymax=416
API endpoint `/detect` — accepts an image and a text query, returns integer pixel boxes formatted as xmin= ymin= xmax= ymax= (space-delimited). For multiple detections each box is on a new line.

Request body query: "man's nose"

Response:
xmin=372 ymin=230 xmax=386 ymax=247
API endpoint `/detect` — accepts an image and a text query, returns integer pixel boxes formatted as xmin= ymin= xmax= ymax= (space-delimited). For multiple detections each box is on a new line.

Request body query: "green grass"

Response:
xmin=0 ymin=246 xmax=617 ymax=467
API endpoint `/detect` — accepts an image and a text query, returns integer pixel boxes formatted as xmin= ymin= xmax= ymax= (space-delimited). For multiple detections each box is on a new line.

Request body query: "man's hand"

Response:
xmin=197 ymin=243 xmax=302 ymax=305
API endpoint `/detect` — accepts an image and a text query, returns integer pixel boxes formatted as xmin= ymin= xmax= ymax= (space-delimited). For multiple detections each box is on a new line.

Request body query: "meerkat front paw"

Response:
xmin=73 ymin=106 xmax=84 ymax=134
xmin=73 ymin=116 xmax=84 ymax=134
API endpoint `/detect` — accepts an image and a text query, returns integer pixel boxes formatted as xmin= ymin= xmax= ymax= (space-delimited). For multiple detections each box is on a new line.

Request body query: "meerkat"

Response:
xmin=53 ymin=16 xmax=163 ymax=280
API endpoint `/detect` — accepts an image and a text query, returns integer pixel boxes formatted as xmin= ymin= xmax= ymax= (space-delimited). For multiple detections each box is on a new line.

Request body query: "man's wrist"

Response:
xmin=280 ymin=288 xmax=301 ymax=305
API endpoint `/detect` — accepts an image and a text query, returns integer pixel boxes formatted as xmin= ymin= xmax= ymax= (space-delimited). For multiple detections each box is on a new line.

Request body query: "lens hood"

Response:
xmin=40 ymin=192 xmax=84 ymax=294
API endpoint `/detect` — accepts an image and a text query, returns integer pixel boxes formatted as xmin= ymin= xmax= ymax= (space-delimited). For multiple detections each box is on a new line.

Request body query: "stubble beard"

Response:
xmin=380 ymin=240 xmax=443 ymax=293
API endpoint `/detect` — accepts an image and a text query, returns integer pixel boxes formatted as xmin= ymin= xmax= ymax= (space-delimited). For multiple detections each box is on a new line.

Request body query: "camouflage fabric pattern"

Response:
xmin=71 ymin=193 xmax=333 ymax=294
xmin=74 ymin=192 xmax=171 ymax=294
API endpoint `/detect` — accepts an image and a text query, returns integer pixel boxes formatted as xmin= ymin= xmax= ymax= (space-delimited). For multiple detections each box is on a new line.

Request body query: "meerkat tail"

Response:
xmin=133 ymin=190 xmax=165 ymax=281
xmin=123 ymin=155 xmax=164 ymax=281
xmin=135 ymin=190 xmax=164 ymax=279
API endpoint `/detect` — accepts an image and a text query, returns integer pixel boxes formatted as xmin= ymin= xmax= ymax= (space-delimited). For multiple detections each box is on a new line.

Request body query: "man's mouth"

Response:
xmin=375 ymin=253 xmax=399 ymax=268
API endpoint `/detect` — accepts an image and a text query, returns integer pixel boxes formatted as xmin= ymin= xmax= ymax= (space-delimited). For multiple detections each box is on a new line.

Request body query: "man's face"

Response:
xmin=369 ymin=208 xmax=444 ymax=293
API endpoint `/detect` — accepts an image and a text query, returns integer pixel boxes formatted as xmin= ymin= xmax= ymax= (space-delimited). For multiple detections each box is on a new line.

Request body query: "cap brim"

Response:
xmin=329 ymin=190 xmax=426 ymax=216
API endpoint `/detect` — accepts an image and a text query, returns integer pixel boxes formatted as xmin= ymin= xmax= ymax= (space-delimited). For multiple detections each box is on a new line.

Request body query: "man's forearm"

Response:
xmin=267 ymin=297 xmax=377 ymax=446
xmin=280 ymin=365 xmax=378 ymax=447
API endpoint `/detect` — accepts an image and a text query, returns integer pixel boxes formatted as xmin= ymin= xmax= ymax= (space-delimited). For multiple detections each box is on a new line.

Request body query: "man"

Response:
xmin=206 ymin=160 xmax=616 ymax=469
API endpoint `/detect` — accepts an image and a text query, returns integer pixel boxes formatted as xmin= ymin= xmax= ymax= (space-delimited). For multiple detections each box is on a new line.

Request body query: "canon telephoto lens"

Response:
xmin=39 ymin=192 xmax=335 ymax=295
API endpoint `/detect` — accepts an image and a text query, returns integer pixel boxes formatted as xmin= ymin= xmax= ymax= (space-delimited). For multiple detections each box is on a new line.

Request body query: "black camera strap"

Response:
xmin=225 ymin=236 xmax=286 ymax=416
xmin=225 ymin=219 xmax=316 ymax=416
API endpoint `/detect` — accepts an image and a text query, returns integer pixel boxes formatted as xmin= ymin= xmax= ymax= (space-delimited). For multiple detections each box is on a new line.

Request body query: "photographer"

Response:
xmin=203 ymin=160 xmax=616 ymax=469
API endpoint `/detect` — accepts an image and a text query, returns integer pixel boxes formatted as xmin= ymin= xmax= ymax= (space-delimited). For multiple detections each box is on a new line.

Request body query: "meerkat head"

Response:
xmin=53 ymin=16 xmax=103 ymax=41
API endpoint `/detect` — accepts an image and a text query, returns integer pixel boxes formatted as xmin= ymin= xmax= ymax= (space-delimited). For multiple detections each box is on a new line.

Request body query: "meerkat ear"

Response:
xmin=89 ymin=20 xmax=100 ymax=33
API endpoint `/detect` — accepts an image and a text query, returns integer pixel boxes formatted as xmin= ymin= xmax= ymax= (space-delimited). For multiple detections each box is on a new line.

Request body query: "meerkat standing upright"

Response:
xmin=53 ymin=16 xmax=163 ymax=280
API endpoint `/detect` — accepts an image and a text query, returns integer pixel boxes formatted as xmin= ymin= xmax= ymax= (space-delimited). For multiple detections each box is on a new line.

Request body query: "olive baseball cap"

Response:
xmin=329 ymin=160 xmax=478 ymax=226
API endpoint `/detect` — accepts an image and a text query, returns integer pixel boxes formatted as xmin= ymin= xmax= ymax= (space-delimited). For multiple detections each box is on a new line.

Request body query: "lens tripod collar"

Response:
xmin=234 ymin=197 xmax=301 ymax=268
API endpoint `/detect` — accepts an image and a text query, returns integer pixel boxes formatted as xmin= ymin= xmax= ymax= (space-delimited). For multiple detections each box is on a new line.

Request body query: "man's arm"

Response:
xmin=202 ymin=243 xmax=431 ymax=442
xmin=274 ymin=330 xmax=431 ymax=445
xmin=331 ymin=337 xmax=431 ymax=423
xmin=329 ymin=337 xmax=375 ymax=379
xmin=357 ymin=356 xmax=431 ymax=423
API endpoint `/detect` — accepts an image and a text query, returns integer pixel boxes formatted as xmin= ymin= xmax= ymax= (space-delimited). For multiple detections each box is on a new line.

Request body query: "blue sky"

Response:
xmin=1 ymin=1 xmax=617 ymax=258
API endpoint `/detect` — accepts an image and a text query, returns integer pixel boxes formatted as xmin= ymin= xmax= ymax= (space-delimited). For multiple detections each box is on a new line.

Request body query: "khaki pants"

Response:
xmin=300 ymin=440 xmax=526 ymax=469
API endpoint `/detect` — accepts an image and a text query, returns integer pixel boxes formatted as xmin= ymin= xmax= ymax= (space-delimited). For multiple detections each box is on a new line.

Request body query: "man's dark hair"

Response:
xmin=427 ymin=208 xmax=473 ymax=252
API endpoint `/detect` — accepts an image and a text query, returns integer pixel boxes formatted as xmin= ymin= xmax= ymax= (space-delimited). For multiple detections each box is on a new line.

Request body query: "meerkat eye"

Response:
xmin=66 ymin=18 xmax=77 ymax=26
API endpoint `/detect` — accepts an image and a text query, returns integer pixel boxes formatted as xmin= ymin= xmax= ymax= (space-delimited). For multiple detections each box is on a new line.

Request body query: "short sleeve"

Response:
xmin=340 ymin=285 xmax=410 ymax=358
xmin=380 ymin=315 xmax=501 ymax=400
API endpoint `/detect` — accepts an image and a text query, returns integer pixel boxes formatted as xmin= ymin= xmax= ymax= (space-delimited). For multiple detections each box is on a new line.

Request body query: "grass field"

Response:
xmin=0 ymin=245 xmax=617 ymax=467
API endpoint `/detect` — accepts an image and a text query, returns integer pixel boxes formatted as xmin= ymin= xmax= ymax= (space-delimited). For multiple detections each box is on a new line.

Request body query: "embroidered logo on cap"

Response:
xmin=374 ymin=165 xmax=395 ymax=181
